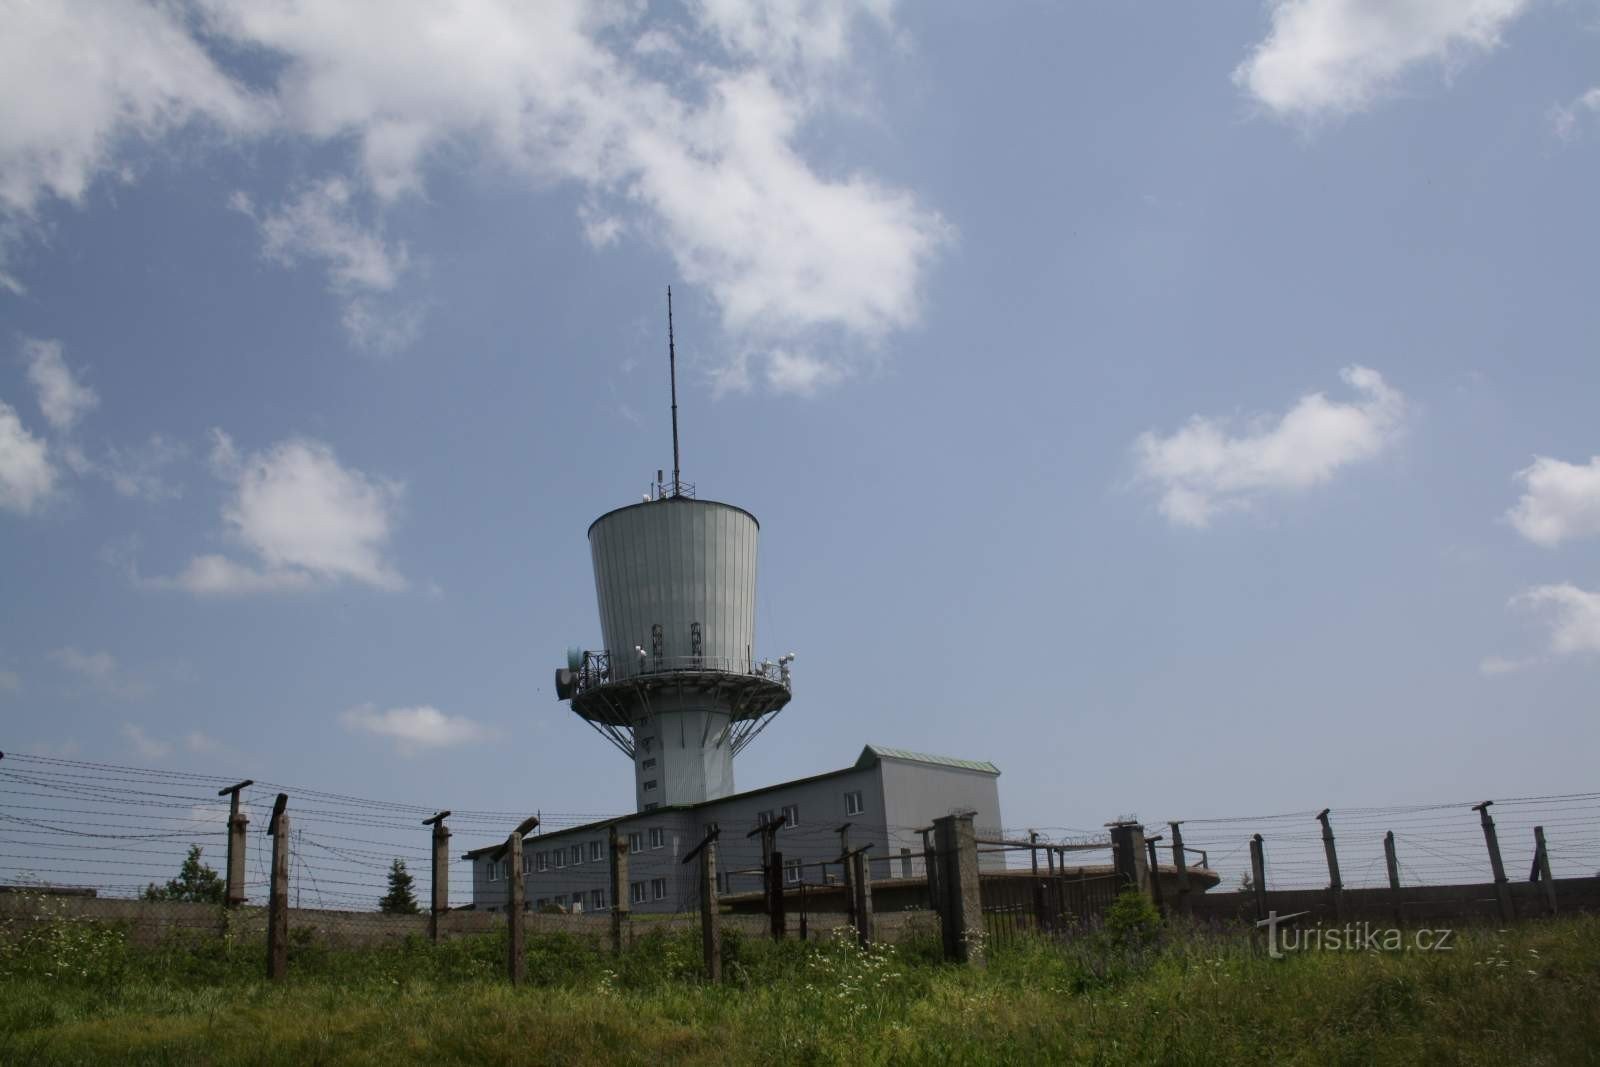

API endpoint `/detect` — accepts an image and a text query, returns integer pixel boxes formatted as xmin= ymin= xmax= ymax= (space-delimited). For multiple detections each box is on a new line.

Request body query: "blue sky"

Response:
xmin=2 ymin=1 xmax=1598 ymax=850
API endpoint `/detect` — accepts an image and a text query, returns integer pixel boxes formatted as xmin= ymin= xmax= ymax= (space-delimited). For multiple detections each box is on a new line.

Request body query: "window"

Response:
xmin=570 ymin=845 xmax=582 ymax=866
xmin=844 ymin=790 xmax=864 ymax=816
xmin=784 ymin=859 xmax=801 ymax=885
xmin=651 ymin=878 xmax=667 ymax=901
xmin=522 ymin=853 xmax=533 ymax=875
xmin=487 ymin=859 xmax=499 ymax=882
xmin=591 ymin=888 xmax=608 ymax=911
xmin=643 ymin=779 xmax=657 ymax=792
xmin=554 ymin=894 xmax=566 ymax=909
xmin=648 ymin=827 xmax=664 ymax=850
xmin=630 ymin=881 xmax=647 ymax=905
xmin=590 ymin=840 xmax=603 ymax=863
xmin=781 ymin=804 xmax=800 ymax=827
xmin=642 ymin=757 xmax=656 ymax=771
xmin=629 ymin=831 xmax=644 ymax=854
xmin=536 ymin=851 xmax=548 ymax=872
xmin=758 ymin=809 xmax=775 ymax=827
xmin=554 ymin=849 xmax=565 ymax=869
xmin=644 ymin=803 xmax=658 ymax=812
xmin=535 ymin=898 xmax=547 ymax=910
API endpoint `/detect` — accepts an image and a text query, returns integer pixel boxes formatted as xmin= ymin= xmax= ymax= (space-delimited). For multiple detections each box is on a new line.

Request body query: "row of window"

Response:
xmin=487 ymin=790 xmax=867 ymax=885
xmin=534 ymin=888 xmax=609 ymax=912
xmin=628 ymin=878 xmax=669 ymax=904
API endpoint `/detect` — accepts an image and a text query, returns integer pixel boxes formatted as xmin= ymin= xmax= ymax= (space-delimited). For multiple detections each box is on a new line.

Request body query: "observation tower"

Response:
xmin=554 ymin=290 xmax=793 ymax=811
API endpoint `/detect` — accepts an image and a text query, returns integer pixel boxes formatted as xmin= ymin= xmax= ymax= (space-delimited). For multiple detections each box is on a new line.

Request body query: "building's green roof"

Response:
xmin=857 ymin=745 xmax=999 ymax=776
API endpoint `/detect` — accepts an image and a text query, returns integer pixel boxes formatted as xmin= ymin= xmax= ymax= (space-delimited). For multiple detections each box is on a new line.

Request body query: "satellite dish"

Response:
xmin=554 ymin=668 xmax=576 ymax=701
xmin=567 ymin=647 xmax=584 ymax=672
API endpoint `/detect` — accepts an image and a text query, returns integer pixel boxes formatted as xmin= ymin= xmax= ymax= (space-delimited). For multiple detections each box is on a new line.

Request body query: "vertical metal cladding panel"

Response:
xmin=589 ymin=499 xmax=759 ymax=681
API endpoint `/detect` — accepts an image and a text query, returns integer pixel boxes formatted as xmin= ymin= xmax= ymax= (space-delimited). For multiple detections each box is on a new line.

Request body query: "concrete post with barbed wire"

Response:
xmin=684 ymin=825 xmax=721 ymax=982
xmin=266 ymin=793 xmax=289 ymax=980
xmin=609 ymin=825 xmax=629 ymax=955
xmin=423 ymin=811 xmax=450 ymax=944
xmin=496 ymin=815 xmax=538 ymax=984
xmin=218 ymin=780 xmax=252 ymax=909
xmin=1473 ymin=801 xmax=1514 ymax=922
xmin=934 ymin=812 xmax=983 ymax=966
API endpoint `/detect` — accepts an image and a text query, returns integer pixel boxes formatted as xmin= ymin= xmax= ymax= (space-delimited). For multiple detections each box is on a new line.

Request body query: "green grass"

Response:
xmin=2 ymin=910 xmax=1598 ymax=1065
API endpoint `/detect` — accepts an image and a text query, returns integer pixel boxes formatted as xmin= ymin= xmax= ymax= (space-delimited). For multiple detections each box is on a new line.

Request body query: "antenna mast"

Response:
xmin=667 ymin=286 xmax=681 ymax=497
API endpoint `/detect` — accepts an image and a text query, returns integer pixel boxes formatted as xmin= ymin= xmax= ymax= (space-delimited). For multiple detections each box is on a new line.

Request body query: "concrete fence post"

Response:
xmin=850 ymin=848 xmax=874 ymax=947
xmin=835 ymin=822 xmax=855 ymax=928
xmin=609 ymin=825 xmax=629 ymax=955
xmin=1473 ymin=801 xmax=1515 ymax=922
xmin=771 ymin=849 xmax=788 ymax=940
xmin=1108 ymin=821 xmax=1149 ymax=899
xmin=423 ymin=811 xmax=451 ymax=944
xmin=683 ymin=826 xmax=722 ymax=983
xmin=933 ymin=813 xmax=983 ymax=967
xmin=218 ymin=780 xmax=252 ymax=908
xmin=1383 ymin=830 xmax=1402 ymax=923
xmin=1316 ymin=809 xmax=1343 ymax=919
xmin=1169 ymin=821 xmax=1191 ymax=914
xmin=1249 ymin=834 xmax=1267 ymax=921
xmin=1143 ymin=834 xmax=1165 ymax=916
xmin=1531 ymin=826 xmax=1557 ymax=916
xmin=498 ymin=814 xmax=539 ymax=985
xmin=266 ymin=793 xmax=289 ymax=981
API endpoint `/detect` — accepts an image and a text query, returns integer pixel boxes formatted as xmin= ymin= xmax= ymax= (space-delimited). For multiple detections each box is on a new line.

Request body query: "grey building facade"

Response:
xmin=465 ymin=745 xmax=1003 ymax=913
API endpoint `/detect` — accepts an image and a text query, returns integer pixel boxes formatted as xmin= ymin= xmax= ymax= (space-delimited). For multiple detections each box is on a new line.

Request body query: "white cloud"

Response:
xmin=233 ymin=180 xmax=419 ymax=351
xmin=340 ymin=703 xmax=492 ymax=755
xmin=1134 ymin=365 xmax=1405 ymax=528
xmin=1234 ymin=0 xmax=1530 ymax=121
xmin=3 ymin=2 xmax=946 ymax=386
xmin=148 ymin=554 xmax=316 ymax=596
xmin=1552 ymin=87 xmax=1600 ymax=140
xmin=1510 ymin=584 xmax=1600 ymax=662
xmin=22 ymin=338 xmax=98 ymax=432
xmin=100 ymin=434 xmax=187 ymax=502
xmin=1506 ymin=455 xmax=1600 ymax=548
xmin=154 ymin=431 xmax=404 ymax=594
xmin=0 ymin=1 xmax=266 ymax=217
xmin=51 ymin=647 xmax=116 ymax=680
xmin=0 ymin=397 xmax=56 ymax=514
xmin=121 ymin=723 xmax=172 ymax=760
xmin=766 ymin=349 xmax=844 ymax=396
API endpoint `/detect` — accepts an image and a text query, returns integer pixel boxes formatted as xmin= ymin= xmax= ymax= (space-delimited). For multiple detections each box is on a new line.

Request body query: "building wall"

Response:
xmin=469 ymin=756 xmax=1003 ymax=911
xmin=877 ymin=758 xmax=1006 ymax=874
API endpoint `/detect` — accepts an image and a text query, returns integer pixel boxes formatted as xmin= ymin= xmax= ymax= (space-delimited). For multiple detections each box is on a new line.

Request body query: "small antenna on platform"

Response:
xmin=667 ymin=287 xmax=681 ymax=498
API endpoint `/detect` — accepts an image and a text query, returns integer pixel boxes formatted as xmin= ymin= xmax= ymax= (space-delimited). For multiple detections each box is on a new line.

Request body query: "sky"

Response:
xmin=2 ymin=1 xmax=1599 ymax=860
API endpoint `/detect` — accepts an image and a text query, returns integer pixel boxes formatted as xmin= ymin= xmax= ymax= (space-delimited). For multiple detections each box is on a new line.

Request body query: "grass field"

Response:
xmin=3 ymin=901 xmax=1598 ymax=1065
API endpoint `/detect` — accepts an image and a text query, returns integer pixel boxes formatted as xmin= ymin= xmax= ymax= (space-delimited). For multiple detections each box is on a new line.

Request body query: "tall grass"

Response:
xmin=2 ymin=903 xmax=1597 ymax=1065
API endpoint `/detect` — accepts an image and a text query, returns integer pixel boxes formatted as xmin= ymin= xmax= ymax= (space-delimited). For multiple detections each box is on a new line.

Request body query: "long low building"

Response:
xmin=464 ymin=745 xmax=1003 ymax=913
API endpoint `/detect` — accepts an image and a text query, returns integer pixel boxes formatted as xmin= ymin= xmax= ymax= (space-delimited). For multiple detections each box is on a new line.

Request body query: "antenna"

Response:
xmin=667 ymin=286 xmax=681 ymax=497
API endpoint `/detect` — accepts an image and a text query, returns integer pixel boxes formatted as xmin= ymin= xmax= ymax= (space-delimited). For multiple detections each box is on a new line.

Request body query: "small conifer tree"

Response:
xmin=378 ymin=858 xmax=421 ymax=914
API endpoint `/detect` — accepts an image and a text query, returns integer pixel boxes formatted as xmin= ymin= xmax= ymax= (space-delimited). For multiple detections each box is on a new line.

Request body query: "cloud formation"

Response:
xmin=1506 ymin=455 xmax=1600 ymax=548
xmin=151 ymin=430 xmax=405 ymax=594
xmin=23 ymin=338 xmax=98 ymax=432
xmin=1 ymin=1 xmax=947 ymax=385
xmin=1234 ymin=0 xmax=1529 ymax=121
xmin=1552 ymin=87 xmax=1600 ymax=140
xmin=340 ymin=703 xmax=492 ymax=755
xmin=0 ymin=396 xmax=55 ymax=513
xmin=1134 ymin=366 xmax=1405 ymax=528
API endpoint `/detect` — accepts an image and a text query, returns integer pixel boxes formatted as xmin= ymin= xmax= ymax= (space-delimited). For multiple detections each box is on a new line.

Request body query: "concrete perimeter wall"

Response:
xmin=0 ymin=892 xmax=940 ymax=949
